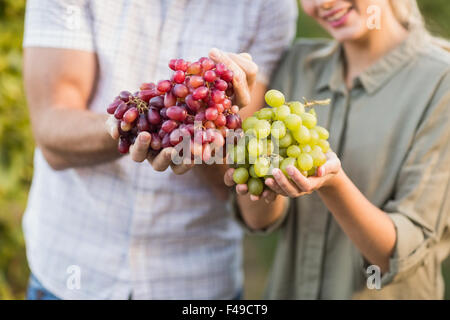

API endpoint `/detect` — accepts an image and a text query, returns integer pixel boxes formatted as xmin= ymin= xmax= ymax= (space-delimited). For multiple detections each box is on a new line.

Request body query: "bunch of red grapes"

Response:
xmin=107 ymin=57 xmax=241 ymax=160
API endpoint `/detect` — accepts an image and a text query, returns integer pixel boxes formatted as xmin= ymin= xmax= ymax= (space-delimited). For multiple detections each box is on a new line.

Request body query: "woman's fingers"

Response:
xmin=228 ymin=52 xmax=258 ymax=89
xmin=272 ymin=168 xmax=303 ymax=196
xmin=317 ymin=152 xmax=341 ymax=177
xmin=224 ymin=168 xmax=236 ymax=187
xmin=236 ymin=184 xmax=249 ymax=196
xmin=286 ymin=166 xmax=313 ymax=193
xmin=106 ymin=115 xmax=120 ymax=140
xmin=130 ymin=132 xmax=152 ymax=162
xmin=264 ymin=176 xmax=287 ymax=196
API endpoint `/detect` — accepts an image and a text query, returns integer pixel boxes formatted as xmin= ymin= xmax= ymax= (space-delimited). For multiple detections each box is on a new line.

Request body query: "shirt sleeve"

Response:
xmin=247 ymin=0 xmax=298 ymax=85
xmin=378 ymin=72 xmax=450 ymax=286
xmin=23 ymin=0 xmax=95 ymax=52
xmin=228 ymin=191 xmax=291 ymax=235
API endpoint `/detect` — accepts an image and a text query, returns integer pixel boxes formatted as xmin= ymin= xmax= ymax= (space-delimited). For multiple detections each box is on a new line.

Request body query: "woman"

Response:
xmin=211 ymin=0 xmax=450 ymax=299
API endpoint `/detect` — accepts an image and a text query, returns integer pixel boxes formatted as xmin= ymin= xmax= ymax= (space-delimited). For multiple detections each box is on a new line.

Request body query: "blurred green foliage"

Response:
xmin=0 ymin=0 xmax=449 ymax=299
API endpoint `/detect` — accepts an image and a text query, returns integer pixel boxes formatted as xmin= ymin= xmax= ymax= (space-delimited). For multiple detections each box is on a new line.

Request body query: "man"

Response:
xmin=23 ymin=0 xmax=297 ymax=299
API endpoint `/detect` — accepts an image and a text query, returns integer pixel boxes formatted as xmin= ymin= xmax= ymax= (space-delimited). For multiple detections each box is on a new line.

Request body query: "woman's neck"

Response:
xmin=342 ymin=14 xmax=408 ymax=89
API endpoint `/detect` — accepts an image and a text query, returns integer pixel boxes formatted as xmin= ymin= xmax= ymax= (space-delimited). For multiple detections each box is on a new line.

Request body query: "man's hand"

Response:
xmin=209 ymin=48 xmax=258 ymax=110
xmin=106 ymin=115 xmax=193 ymax=175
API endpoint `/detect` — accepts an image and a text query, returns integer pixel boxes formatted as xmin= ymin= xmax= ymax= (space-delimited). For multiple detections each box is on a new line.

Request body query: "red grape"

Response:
xmin=175 ymin=59 xmax=188 ymax=71
xmin=185 ymin=94 xmax=201 ymax=112
xmin=172 ymin=70 xmax=186 ymax=84
xmin=114 ymin=102 xmax=129 ymax=119
xmin=203 ymin=70 xmax=216 ymax=82
xmin=214 ymin=79 xmax=228 ymax=91
xmin=173 ymin=84 xmax=189 ymax=98
xmin=149 ymin=96 xmax=164 ymax=109
xmin=205 ymin=107 xmax=218 ymax=121
xmin=201 ymin=58 xmax=215 ymax=71
xmin=107 ymin=99 xmax=121 ymax=114
xmin=168 ymin=59 xmax=177 ymax=71
xmin=161 ymin=119 xmax=178 ymax=133
xmin=137 ymin=113 xmax=150 ymax=131
xmin=118 ymin=137 xmax=131 ymax=154
xmin=226 ymin=114 xmax=239 ymax=129
xmin=214 ymin=113 xmax=226 ymax=127
xmin=123 ymin=107 xmax=139 ymax=123
xmin=147 ymin=107 xmax=162 ymax=125
xmin=161 ymin=133 xmax=171 ymax=148
xmin=211 ymin=89 xmax=225 ymax=103
xmin=150 ymin=133 xmax=162 ymax=151
xmin=157 ymin=80 xmax=172 ymax=93
xmin=167 ymin=106 xmax=187 ymax=122
xmin=164 ymin=91 xmax=177 ymax=108
xmin=192 ymin=86 xmax=209 ymax=100
xmin=189 ymin=75 xmax=204 ymax=88
xmin=187 ymin=61 xmax=202 ymax=75
xmin=221 ymin=70 xmax=233 ymax=82
xmin=119 ymin=91 xmax=132 ymax=102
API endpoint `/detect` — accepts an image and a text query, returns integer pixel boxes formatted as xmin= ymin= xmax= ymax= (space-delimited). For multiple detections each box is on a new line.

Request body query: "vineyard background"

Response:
xmin=0 ymin=0 xmax=449 ymax=299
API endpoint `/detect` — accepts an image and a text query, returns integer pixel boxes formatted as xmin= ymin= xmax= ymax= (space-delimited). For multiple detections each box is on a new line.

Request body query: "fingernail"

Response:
xmin=210 ymin=48 xmax=220 ymax=58
xmin=272 ymin=169 xmax=280 ymax=177
xmin=140 ymin=134 xmax=150 ymax=143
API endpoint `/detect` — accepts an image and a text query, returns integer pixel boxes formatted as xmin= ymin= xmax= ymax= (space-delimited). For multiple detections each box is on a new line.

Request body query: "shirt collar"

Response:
xmin=314 ymin=30 xmax=426 ymax=95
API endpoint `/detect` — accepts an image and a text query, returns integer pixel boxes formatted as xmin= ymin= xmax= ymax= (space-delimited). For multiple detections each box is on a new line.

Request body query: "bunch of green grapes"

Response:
xmin=230 ymin=89 xmax=331 ymax=196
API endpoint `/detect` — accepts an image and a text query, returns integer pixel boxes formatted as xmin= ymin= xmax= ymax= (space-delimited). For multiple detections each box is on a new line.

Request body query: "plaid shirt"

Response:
xmin=22 ymin=0 xmax=297 ymax=299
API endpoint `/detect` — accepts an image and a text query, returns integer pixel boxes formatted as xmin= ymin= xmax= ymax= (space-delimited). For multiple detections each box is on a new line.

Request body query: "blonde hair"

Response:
xmin=390 ymin=0 xmax=450 ymax=51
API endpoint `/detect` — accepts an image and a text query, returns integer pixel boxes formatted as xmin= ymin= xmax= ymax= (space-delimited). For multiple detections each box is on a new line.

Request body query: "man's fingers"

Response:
xmin=106 ymin=115 xmax=120 ymax=140
xmin=151 ymin=147 xmax=174 ymax=171
xmin=224 ymin=168 xmax=236 ymax=187
xmin=209 ymin=48 xmax=251 ymax=107
xmin=239 ymin=52 xmax=252 ymax=61
xmin=229 ymin=53 xmax=258 ymax=88
xmin=286 ymin=166 xmax=312 ymax=193
xmin=129 ymin=132 xmax=151 ymax=162
xmin=171 ymin=162 xmax=194 ymax=175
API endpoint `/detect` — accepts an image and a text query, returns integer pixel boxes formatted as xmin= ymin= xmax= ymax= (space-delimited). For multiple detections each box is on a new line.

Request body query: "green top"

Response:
xmin=234 ymin=31 xmax=450 ymax=299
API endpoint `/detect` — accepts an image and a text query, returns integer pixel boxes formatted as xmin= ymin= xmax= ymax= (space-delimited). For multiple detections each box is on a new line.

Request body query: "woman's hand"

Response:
xmin=208 ymin=48 xmax=258 ymax=109
xmin=106 ymin=115 xmax=194 ymax=174
xmin=223 ymin=167 xmax=278 ymax=203
xmin=266 ymin=152 xmax=342 ymax=197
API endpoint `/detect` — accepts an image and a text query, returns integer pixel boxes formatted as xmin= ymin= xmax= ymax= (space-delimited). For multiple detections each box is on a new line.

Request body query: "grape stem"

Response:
xmin=302 ymin=97 xmax=331 ymax=108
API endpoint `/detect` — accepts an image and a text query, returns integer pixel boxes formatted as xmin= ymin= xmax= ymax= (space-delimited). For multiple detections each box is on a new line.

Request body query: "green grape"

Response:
xmin=310 ymin=146 xmax=327 ymax=167
xmin=292 ymin=125 xmax=311 ymax=144
xmin=307 ymin=167 xmax=317 ymax=177
xmin=288 ymin=101 xmax=305 ymax=115
xmin=248 ymin=178 xmax=264 ymax=196
xmin=280 ymin=157 xmax=297 ymax=176
xmin=300 ymin=144 xmax=312 ymax=153
xmin=271 ymin=121 xmax=286 ymax=139
xmin=234 ymin=144 xmax=247 ymax=164
xmin=309 ymin=128 xmax=320 ymax=145
xmin=314 ymin=126 xmax=329 ymax=140
xmin=269 ymin=154 xmax=283 ymax=172
xmin=249 ymin=165 xmax=258 ymax=178
xmin=265 ymin=89 xmax=285 ymax=108
xmin=255 ymin=120 xmax=271 ymax=139
xmin=278 ymin=131 xmax=293 ymax=148
xmin=262 ymin=139 xmax=274 ymax=156
xmin=254 ymin=157 xmax=270 ymax=177
xmin=297 ymin=153 xmax=314 ymax=171
xmin=278 ymin=147 xmax=288 ymax=158
xmin=233 ymin=167 xmax=249 ymax=184
xmin=283 ymin=114 xmax=302 ymax=131
xmin=287 ymin=145 xmax=301 ymax=158
xmin=242 ymin=116 xmax=258 ymax=132
xmin=300 ymin=112 xmax=317 ymax=129
xmin=257 ymin=108 xmax=274 ymax=120
xmin=248 ymin=138 xmax=263 ymax=157
xmin=309 ymin=108 xmax=316 ymax=116
xmin=274 ymin=105 xmax=291 ymax=120
xmin=317 ymin=139 xmax=330 ymax=153
xmin=245 ymin=128 xmax=257 ymax=137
